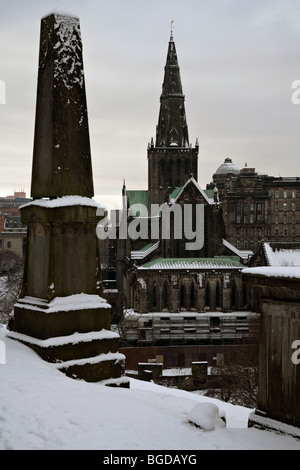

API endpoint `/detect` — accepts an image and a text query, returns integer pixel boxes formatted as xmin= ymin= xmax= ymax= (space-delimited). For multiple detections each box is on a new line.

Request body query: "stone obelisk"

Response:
xmin=9 ymin=13 xmax=126 ymax=385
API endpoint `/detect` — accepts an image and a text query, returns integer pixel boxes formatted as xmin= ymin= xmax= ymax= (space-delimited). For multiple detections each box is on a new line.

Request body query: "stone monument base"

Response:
xmin=9 ymin=294 xmax=129 ymax=386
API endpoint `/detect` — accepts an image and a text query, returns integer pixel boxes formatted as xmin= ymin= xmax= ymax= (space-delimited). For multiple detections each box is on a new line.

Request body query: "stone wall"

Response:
xmin=243 ymin=268 xmax=300 ymax=428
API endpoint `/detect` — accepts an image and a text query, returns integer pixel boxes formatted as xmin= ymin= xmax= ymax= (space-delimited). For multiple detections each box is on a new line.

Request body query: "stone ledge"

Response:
xmin=248 ymin=410 xmax=300 ymax=440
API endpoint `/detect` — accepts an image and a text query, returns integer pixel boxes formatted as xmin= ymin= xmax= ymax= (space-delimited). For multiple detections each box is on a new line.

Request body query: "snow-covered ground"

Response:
xmin=0 ymin=324 xmax=300 ymax=451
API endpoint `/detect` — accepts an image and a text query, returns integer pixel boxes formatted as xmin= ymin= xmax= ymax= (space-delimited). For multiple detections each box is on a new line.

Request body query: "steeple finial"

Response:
xmin=170 ymin=20 xmax=174 ymax=40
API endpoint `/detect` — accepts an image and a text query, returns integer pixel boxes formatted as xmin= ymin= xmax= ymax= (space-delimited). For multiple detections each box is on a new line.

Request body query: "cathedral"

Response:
xmin=103 ymin=29 xmax=257 ymax=346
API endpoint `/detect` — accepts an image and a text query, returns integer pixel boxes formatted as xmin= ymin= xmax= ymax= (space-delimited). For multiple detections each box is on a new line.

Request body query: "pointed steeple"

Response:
xmin=148 ymin=28 xmax=198 ymax=206
xmin=155 ymin=29 xmax=189 ymax=147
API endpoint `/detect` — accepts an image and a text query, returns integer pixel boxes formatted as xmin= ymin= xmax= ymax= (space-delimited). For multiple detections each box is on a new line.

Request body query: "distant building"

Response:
xmin=207 ymin=160 xmax=300 ymax=255
xmin=0 ymin=191 xmax=31 ymax=259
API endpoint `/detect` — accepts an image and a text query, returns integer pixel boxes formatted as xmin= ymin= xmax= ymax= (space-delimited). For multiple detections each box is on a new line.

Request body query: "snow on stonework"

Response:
xmin=20 ymin=195 xmax=106 ymax=211
xmin=242 ymin=266 xmax=300 ymax=279
xmin=263 ymin=242 xmax=300 ymax=267
xmin=52 ymin=13 xmax=84 ymax=90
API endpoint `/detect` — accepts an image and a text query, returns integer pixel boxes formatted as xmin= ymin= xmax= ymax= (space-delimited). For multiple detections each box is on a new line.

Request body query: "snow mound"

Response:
xmin=187 ymin=403 xmax=226 ymax=431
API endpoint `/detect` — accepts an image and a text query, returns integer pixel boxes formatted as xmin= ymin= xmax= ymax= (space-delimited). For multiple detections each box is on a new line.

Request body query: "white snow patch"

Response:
xmin=263 ymin=242 xmax=300 ymax=267
xmin=187 ymin=403 xmax=226 ymax=431
xmin=6 ymin=329 xmax=119 ymax=348
xmin=14 ymin=293 xmax=111 ymax=314
xmin=242 ymin=266 xmax=300 ymax=279
xmin=20 ymin=195 xmax=106 ymax=210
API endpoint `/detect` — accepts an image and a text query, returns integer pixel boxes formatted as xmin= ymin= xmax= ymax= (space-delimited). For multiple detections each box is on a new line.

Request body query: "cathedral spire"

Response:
xmin=155 ymin=27 xmax=189 ymax=147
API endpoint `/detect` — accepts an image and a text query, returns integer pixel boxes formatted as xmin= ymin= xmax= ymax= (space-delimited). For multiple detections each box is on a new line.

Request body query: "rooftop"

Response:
xmin=139 ymin=256 xmax=244 ymax=270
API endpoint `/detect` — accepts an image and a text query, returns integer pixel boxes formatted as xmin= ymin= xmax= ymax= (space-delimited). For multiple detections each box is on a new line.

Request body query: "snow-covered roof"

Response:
xmin=263 ymin=242 xmax=300 ymax=267
xmin=139 ymin=256 xmax=244 ymax=270
xmin=223 ymin=239 xmax=254 ymax=260
xmin=131 ymin=241 xmax=160 ymax=260
xmin=242 ymin=266 xmax=300 ymax=280
xmin=215 ymin=157 xmax=240 ymax=176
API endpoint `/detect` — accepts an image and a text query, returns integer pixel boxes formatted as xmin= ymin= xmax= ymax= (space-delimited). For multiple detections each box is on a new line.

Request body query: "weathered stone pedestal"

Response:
xmin=8 ymin=13 xmax=128 ymax=385
xmin=243 ymin=268 xmax=300 ymax=436
xmin=9 ymin=199 xmax=127 ymax=383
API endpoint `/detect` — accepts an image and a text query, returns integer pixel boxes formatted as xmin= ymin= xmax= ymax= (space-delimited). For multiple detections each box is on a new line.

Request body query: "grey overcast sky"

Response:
xmin=0 ymin=0 xmax=300 ymax=209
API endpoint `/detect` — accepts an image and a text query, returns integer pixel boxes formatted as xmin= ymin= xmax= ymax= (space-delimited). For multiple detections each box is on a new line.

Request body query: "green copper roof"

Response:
xmin=126 ymin=190 xmax=149 ymax=207
xmin=169 ymin=186 xmax=183 ymax=199
xmin=139 ymin=257 xmax=244 ymax=270
xmin=204 ymin=189 xmax=214 ymax=199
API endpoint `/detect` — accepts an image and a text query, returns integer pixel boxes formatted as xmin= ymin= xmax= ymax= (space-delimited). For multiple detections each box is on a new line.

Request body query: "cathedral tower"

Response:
xmin=148 ymin=29 xmax=199 ymax=206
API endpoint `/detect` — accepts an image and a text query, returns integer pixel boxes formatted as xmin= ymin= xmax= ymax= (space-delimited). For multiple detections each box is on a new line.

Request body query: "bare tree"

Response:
xmin=0 ymin=251 xmax=23 ymax=324
xmin=203 ymin=316 xmax=260 ymax=408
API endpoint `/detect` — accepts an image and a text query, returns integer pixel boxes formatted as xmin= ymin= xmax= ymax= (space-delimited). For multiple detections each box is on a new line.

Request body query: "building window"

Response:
xmin=292 ymin=227 xmax=296 ymax=237
xmin=236 ymin=215 xmax=241 ymax=224
xmin=7 ymin=241 xmax=11 ymax=249
xmin=244 ymin=240 xmax=248 ymax=249
xmin=283 ymin=191 xmax=287 ymax=199
xmin=275 ymin=202 xmax=279 ymax=211
xmin=250 ymin=214 xmax=254 ymax=224
xmin=284 ymin=227 xmax=288 ymax=237
xmin=275 ymin=227 xmax=279 ymax=236
xmin=275 ymin=189 xmax=279 ymax=199
xmin=283 ymin=203 xmax=287 ymax=212
xmin=292 ymin=203 xmax=296 ymax=212
xmin=236 ymin=240 xmax=240 ymax=249
xmin=292 ymin=191 xmax=296 ymax=199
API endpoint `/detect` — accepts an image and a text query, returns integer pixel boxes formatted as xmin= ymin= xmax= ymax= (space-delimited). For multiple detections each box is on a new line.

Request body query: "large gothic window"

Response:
xmin=190 ymin=282 xmax=196 ymax=309
xmin=176 ymin=160 xmax=181 ymax=186
xmin=205 ymin=283 xmax=210 ymax=309
xmin=167 ymin=160 xmax=173 ymax=187
xmin=162 ymin=282 xmax=169 ymax=311
xmin=216 ymin=283 xmax=221 ymax=309
xmin=152 ymin=283 xmax=158 ymax=310
xmin=160 ymin=160 xmax=166 ymax=188
xmin=180 ymin=284 xmax=186 ymax=309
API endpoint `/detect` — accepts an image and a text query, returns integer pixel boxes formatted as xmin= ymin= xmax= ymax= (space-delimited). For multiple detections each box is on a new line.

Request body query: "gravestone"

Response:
xmin=8 ymin=13 xmax=127 ymax=385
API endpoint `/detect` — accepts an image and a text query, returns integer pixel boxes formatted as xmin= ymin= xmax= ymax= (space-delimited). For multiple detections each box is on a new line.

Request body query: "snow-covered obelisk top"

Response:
xmin=31 ymin=13 xmax=94 ymax=199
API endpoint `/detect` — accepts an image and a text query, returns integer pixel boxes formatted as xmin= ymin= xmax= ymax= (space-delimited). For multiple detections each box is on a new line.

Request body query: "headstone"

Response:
xmin=8 ymin=13 xmax=128 ymax=386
